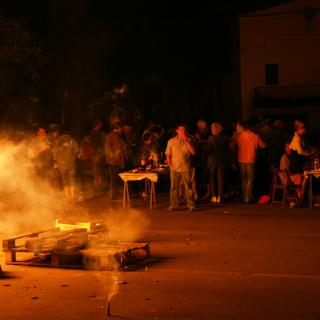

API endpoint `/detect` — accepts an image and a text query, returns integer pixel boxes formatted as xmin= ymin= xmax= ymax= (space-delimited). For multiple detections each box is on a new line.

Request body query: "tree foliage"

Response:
xmin=0 ymin=15 xmax=42 ymax=81
xmin=0 ymin=15 xmax=44 ymax=125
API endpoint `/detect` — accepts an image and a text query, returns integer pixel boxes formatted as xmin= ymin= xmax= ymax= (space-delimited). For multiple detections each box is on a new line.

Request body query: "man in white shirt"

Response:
xmin=165 ymin=124 xmax=196 ymax=211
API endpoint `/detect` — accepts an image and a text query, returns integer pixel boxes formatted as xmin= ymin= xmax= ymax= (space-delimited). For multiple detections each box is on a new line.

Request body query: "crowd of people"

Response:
xmin=24 ymin=117 xmax=320 ymax=207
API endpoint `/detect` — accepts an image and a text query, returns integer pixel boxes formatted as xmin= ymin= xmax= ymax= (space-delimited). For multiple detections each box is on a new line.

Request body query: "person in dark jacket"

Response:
xmin=206 ymin=123 xmax=229 ymax=204
xmin=29 ymin=126 xmax=54 ymax=181
xmin=104 ymin=121 xmax=129 ymax=200
xmin=89 ymin=119 xmax=106 ymax=191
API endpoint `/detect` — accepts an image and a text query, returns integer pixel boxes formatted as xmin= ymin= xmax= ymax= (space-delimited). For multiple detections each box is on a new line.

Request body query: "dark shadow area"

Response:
xmin=0 ymin=271 xmax=20 ymax=279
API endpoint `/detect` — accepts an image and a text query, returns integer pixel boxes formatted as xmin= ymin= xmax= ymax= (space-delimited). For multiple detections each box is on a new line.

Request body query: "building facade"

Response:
xmin=239 ymin=0 xmax=320 ymax=132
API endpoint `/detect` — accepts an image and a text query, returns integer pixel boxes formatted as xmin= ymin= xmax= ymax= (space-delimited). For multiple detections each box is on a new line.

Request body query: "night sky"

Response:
xmin=0 ymin=0 xmax=289 ymax=132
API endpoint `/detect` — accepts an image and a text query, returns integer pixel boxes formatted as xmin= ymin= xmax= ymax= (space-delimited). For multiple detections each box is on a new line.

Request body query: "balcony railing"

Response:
xmin=254 ymin=85 xmax=320 ymax=108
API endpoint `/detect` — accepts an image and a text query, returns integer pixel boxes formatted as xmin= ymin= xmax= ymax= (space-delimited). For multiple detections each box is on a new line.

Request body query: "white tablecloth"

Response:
xmin=119 ymin=172 xmax=158 ymax=183
xmin=304 ymin=170 xmax=320 ymax=179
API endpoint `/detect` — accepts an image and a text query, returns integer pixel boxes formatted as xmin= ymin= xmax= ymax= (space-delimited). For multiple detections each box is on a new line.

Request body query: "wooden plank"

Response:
xmin=2 ymin=239 xmax=16 ymax=251
xmin=2 ymin=228 xmax=60 ymax=251
xmin=25 ymin=230 xmax=88 ymax=253
xmin=5 ymin=250 xmax=16 ymax=264
xmin=2 ymin=228 xmax=59 ymax=242
xmin=50 ymin=252 xmax=83 ymax=267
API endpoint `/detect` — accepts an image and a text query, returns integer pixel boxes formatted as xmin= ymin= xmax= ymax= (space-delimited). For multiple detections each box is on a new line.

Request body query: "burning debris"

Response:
xmin=2 ymin=219 xmax=150 ymax=270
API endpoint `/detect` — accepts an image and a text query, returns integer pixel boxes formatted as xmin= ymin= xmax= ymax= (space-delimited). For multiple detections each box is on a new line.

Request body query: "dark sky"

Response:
xmin=1 ymin=0 xmax=288 ymax=81
xmin=0 ymin=0 xmax=289 ymax=127
xmin=1 ymin=1 xmax=232 ymax=79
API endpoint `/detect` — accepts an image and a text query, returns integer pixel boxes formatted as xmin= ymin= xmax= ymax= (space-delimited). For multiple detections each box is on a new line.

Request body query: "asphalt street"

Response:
xmin=1 ymin=193 xmax=320 ymax=320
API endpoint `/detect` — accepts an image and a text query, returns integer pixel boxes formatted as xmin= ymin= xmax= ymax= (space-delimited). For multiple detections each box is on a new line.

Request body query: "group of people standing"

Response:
xmin=26 ymin=116 xmax=319 ymax=207
xmin=28 ymin=125 xmax=80 ymax=201
xmin=165 ymin=120 xmax=266 ymax=211
xmin=165 ymin=118 xmax=319 ymax=211
xmin=27 ymin=119 xmax=165 ymax=202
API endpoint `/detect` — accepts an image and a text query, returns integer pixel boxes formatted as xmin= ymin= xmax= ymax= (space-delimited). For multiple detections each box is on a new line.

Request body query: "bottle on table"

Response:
xmin=314 ymin=153 xmax=319 ymax=171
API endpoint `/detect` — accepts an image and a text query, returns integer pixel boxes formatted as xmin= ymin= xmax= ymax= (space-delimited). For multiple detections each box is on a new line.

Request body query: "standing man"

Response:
xmin=165 ymin=123 xmax=196 ymax=211
xmin=52 ymin=127 xmax=79 ymax=202
xmin=29 ymin=126 xmax=54 ymax=183
xmin=235 ymin=121 xmax=266 ymax=204
xmin=104 ymin=121 xmax=128 ymax=200
xmin=89 ymin=119 xmax=106 ymax=192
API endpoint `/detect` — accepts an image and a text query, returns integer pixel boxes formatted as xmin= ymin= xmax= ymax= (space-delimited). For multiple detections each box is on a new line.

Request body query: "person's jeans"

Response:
xmin=239 ymin=163 xmax=255 ymax=203
xmin=108 ymin=165 xmax=124 ymax=199
xmin=209 ymin=162 xmax=225 ymax=197
xmin=170 ymin=169 xmax=195 ymax=209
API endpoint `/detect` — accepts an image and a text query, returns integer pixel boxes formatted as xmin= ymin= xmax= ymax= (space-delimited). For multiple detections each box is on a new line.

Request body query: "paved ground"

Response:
xmin=1 ymin=192 xmax=320 ymax=320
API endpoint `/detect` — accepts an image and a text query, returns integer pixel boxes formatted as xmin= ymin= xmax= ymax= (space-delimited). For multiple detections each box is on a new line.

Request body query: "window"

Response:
xmin=265 ymin=64 xmax=279 ymax=85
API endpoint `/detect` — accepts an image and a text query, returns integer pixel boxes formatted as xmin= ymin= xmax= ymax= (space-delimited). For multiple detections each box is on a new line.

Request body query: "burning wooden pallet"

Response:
xmin=2 ymin=221 xmax=150 ymax=270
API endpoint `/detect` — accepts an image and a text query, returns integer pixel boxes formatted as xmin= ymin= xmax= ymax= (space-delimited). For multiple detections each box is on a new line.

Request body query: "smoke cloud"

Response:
xmin=0 ymin=134 xmax=66 ymax=237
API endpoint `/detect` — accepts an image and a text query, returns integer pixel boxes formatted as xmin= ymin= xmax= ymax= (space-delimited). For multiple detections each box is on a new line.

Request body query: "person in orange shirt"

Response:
xmin=235 ymin=121 xmax=267 ymax=203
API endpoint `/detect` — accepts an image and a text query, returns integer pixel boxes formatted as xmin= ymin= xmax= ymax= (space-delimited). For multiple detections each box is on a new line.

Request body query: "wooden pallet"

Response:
xmin=2 ymin=229 xmax=150 ymax=270
xmin=2 ymin=228 xmax=89 ymax=268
